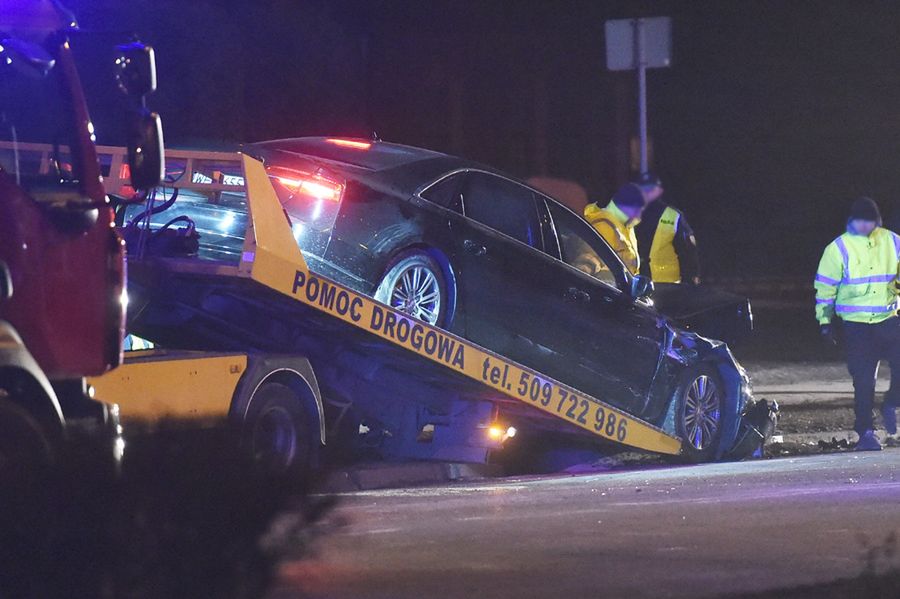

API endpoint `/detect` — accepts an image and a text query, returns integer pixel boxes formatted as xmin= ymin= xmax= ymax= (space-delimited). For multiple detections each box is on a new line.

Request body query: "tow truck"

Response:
xmin=0 ymin=0 xmax=163 ymax=462
xmin=87 ymin=142 xmax=776 ymax=472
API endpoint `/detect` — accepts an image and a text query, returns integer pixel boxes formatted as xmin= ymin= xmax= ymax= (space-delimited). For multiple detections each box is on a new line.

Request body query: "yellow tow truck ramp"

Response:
xmin=91 ymin=150 xmax=681 ymax=457
xmin=91 ymin=147 xmax=691 ymax=470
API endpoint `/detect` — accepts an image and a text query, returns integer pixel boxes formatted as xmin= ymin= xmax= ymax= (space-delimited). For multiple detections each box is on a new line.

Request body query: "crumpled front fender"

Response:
xmin=666 ymin=328 xmax=776 ymax=460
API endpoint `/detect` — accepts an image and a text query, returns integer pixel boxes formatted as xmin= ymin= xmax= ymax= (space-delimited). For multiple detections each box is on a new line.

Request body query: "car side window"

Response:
xmin=545 ymin=201 xmax=622 ymax=287
xmin=420 ymin=172 xmax=464 ymax=209
xmin=460 ymin=172 xmax=541 ymax=248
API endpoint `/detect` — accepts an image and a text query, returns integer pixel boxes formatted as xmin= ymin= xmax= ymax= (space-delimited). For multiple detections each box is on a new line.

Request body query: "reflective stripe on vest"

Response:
xmin=834 ymin=236 xmax=850 ymax=282
xmin=815 ymin=273 xmax=840 ymax=286
xmin=649 ymin=206 xmax=681 ymax=283
xmin=836 ymin=303 xmax=897 ymax=314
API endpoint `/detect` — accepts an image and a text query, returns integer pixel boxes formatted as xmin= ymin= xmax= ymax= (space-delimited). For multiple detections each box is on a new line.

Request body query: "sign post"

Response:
xmin=605 ymin=17 xmax=672 ymax=174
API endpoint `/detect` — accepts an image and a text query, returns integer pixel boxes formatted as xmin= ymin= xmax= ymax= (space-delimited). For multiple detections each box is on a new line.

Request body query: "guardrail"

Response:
xmin=0 ymin=140 xmax=245 ymax=198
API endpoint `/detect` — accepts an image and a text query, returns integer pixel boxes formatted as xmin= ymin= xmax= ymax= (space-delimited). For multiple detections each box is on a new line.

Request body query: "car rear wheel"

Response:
xmin=244 ymin=382 xmax=313 ymax=474
xmin=675 ymin=365 xmax=725 ymax=463
xmin=374 ymin=251 xmax=449 ymax=326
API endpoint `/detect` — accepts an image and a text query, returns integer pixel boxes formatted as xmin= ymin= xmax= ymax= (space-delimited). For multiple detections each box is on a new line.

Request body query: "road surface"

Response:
xmin=281 ymin=450 xmax=900 ymax=598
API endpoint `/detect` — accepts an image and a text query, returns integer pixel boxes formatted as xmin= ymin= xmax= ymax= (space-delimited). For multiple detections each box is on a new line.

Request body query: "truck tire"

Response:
xmin=0 ymin=396 xmax=53 ymax=468
xmin=244 ymin=381 xmax=314 ymax=474
xmin=674 ymin=364 xmax=725 ymax=463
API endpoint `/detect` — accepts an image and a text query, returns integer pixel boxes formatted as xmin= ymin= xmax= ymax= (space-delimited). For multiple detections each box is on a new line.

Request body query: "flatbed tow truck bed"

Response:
xmin=90 ymin=149 xmax=769 ymax=469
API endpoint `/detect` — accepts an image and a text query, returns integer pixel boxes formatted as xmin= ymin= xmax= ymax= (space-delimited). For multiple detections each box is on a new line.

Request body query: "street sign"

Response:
xmin=605 ymin=17 xmax=672 ymax=71
xmin=605 ymin=16 xmax=672 ymax=174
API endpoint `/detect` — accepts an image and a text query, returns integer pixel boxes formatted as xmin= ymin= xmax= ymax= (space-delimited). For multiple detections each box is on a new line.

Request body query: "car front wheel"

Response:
xmin=675 ymin=365 xmax=725 ymax=463
xmin=374 ymin=251 xmax=449 ymax=327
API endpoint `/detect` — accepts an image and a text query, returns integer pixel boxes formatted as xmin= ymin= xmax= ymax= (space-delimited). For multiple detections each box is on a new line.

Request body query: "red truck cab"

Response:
xmin=0 ymin=0 xmax=162 ymax=461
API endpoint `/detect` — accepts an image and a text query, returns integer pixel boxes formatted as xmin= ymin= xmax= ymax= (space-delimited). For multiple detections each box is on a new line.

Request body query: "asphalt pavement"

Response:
xmin=280 ymin=450 xmax=900 ymax=599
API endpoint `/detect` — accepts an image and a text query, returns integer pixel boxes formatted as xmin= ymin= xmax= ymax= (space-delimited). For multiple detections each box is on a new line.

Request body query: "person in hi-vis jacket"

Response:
xmin=633 ymin=172 xmax=700 ymax=285
xmin=815 ymin=197 xmax=900 ymax=451
xmin=583 ymin=183 xmax=645 ymax=275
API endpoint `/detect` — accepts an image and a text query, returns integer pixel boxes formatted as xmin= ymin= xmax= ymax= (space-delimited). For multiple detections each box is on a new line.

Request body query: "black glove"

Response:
xmin=820 ymin=324 xmax=837 ymax=346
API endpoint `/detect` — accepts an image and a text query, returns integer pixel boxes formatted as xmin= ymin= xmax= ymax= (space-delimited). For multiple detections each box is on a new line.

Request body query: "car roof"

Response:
xmin=250 ymin=137 xmax=449 ymax=172
xmin=248 ymin=136 xmax=557 ymax=201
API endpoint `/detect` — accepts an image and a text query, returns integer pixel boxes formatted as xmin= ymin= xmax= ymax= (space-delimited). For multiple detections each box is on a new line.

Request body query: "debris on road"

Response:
xmin=818 ymin=437 xmax=852 ymax=451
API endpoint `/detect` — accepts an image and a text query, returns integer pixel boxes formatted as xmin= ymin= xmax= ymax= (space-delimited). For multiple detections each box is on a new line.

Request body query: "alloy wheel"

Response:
xmin=682 ymin=375 xmax=722 ymax=451
xmin=387 ymin=264 xmax=442 ymax=325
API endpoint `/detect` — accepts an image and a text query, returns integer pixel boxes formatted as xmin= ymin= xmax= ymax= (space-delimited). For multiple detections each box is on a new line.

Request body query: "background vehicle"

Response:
xmin=0 ymin=0 xmax=163 ymax=461
xmin=113 ymin=139 xmax=774 ymax=465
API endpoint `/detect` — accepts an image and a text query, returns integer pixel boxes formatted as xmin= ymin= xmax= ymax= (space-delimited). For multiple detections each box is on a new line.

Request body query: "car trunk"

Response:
xmin=651 ymin=283 xmax=753 ymax=346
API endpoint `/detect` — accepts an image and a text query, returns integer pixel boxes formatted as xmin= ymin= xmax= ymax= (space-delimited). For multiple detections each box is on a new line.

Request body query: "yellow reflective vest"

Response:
xmin=814 ymin=227 xmax=900 ymax=324
xmin=584 ymin=200 xmax=640 ymax=275
xmin=649 ymin=205 xmax=681 ymax=283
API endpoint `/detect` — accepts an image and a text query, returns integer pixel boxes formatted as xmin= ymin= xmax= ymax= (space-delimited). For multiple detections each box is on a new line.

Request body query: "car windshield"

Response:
xmin=0 ymin=32 xmax=80 ymax=188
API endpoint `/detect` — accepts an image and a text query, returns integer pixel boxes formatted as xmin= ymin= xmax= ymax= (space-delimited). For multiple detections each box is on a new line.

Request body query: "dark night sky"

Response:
xmin=67 ymin=0 xmax=900 ymax=278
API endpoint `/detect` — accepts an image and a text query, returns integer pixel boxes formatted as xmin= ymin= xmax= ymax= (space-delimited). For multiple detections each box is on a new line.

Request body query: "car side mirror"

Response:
xmin=630 ymin=274 xmax=654 ymax=300
xmin=115 ymin=42 xmax=164 ymax=191
xmin=0 ymin=260 xmax=12 ymax=302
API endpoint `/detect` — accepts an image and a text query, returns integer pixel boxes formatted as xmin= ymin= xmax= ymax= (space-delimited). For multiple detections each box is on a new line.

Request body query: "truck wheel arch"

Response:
xmin=230 ymin=356 xmax=326 ymax=447
xmin=0 ymin=321 xmax=65 ymax=432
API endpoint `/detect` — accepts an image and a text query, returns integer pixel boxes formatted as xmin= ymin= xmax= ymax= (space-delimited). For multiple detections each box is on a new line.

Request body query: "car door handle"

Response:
xmin=564 ymin=287 xmax=591 ymax=303
xmin=463 ymin=239 xmax=487 ymax=256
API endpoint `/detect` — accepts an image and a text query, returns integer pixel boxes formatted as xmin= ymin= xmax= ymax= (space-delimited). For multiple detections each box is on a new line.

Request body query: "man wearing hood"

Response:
xmin=815 ymin=197 xmax=900 ymax=451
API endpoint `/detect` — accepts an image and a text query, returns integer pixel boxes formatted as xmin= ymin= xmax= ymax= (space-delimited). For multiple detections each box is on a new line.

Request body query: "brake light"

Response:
xmin=326 ymin=138 xmax=372 ymax=150
xmin=118 ymin=163 xmax=136 ymax=197
xmin=274 ymin=173 xmax=344 ymax=202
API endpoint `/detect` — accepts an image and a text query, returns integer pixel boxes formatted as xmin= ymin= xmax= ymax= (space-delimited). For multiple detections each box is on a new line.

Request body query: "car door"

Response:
xmin=540 ymin=198 xmax=666 ymax=413
xmin=448 ymin=171 xmax=564 ymax=370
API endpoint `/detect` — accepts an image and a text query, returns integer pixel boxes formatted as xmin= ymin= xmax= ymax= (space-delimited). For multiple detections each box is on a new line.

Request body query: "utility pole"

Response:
xmin=633 ymin=19 xmax=649 ymax=174
xmin=605 ymin=16 xmax=672 ymax=175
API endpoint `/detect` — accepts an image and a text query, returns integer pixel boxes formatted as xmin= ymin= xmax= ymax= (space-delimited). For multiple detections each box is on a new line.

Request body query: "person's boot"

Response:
xmin=882 ymin=404 xmax=898 ymax=436
xmin=855 ymin=430 xmax=883 ymax=451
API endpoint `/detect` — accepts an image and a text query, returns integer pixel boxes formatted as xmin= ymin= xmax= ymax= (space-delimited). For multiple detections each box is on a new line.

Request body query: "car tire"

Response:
xmin=675 ymin=364 xmax=725 ymax=463
xmin=244 ymin=382 xmax=314 ymax=474
xmin=374 ymin=250 xmax=450 ymax=327
xmin=0 ymin=396 xmax=54 ymax=469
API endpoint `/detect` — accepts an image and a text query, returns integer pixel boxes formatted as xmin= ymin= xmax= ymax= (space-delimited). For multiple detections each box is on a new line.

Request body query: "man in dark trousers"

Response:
xmin=633 ymin=172 xmax=700 ymax=285
xmin=815 ymin=197 xmax=900 ymax=451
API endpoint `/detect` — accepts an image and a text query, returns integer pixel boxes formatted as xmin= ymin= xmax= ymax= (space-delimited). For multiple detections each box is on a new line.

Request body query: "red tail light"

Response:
xmin=326 ymin=138 xmax=372 ymax=150
xmin=270 ymin=169 xmax=344 ymax=202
